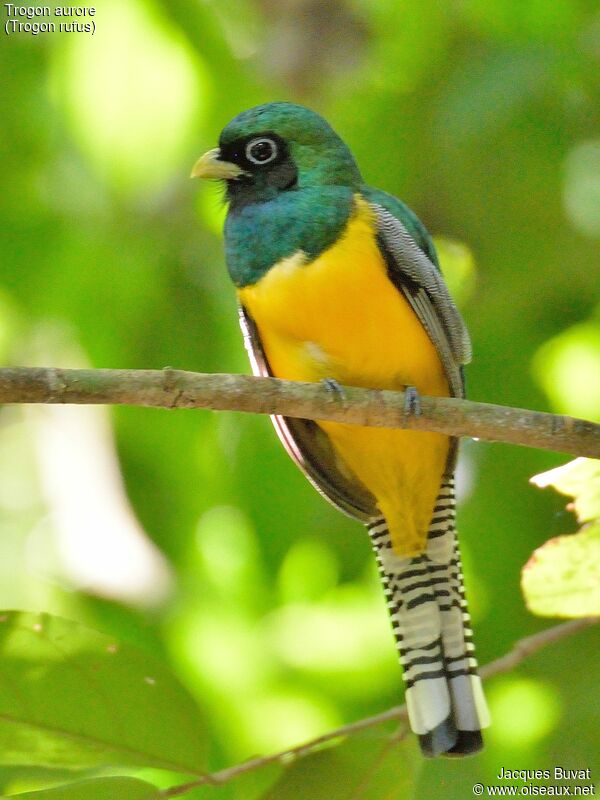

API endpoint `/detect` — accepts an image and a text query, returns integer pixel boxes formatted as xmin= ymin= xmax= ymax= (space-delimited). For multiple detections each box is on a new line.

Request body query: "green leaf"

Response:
xmin=525 ymin=459 xmax=600 ymax=617
xmin=530 ymin=458 xmax=600 ymax=523
xmin=0 ymin=612 xmax=206 ymax=773
xmin=258 ymin=726 xmax=420 ymax=800
xmin=522 ymin=522 xmax=600 ymax=618
xmin=9 ymin=776 xmax=160 ymax=799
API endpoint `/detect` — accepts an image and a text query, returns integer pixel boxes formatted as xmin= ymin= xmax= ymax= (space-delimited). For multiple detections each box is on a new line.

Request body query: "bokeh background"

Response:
xmin=1 ymin=0 xmax=600 ymax=796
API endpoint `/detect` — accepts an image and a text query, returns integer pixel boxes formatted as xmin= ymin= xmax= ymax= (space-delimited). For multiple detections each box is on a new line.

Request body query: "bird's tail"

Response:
xmin=367 ymin=475 xmax=490 ymax=757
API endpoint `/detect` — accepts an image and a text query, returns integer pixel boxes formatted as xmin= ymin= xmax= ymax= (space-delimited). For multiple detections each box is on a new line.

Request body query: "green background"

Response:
xmin=1 ymin=0 xmax=599 ymax=796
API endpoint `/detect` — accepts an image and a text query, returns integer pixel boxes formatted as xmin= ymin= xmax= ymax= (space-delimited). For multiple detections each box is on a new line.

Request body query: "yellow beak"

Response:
xmin=190 ymin=148 xmax=247 ymax=180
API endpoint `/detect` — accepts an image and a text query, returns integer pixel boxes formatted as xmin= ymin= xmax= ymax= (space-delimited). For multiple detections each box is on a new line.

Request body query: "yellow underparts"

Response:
xmin=238 ymin=195 xmax=450 ymax=557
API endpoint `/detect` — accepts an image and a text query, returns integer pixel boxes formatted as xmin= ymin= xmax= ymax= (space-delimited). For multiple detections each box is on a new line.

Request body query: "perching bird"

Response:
xmin=191 ymin=102 xmax=490 ymax=757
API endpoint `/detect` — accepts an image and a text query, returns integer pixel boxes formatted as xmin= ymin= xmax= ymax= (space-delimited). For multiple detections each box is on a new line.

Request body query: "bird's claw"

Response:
xmin=403 ymin=385 xmax=421 ymax=417
xmin=321 ymin=378 xmax=346 ymax=401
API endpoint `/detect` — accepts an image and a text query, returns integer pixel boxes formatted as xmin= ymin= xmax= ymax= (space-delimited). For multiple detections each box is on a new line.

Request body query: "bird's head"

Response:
xmin=191 ymin=102 xmax=362 ymax=206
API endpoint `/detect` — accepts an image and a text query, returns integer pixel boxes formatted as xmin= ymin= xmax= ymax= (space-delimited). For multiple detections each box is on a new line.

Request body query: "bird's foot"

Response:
xmin=321 ymin=378 xmax=346 ymax=402
xmin=403 ymin=385 xmax=422 ymax=417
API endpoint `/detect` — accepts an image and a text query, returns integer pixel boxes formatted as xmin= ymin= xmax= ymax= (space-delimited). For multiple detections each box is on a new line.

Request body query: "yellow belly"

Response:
xmin=238 ymin=195 xmax=451 ymax=556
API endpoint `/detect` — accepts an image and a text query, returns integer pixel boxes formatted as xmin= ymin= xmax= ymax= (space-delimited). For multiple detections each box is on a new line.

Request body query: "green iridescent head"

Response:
xmin=192 ymin=102 xmax=362 ymax=206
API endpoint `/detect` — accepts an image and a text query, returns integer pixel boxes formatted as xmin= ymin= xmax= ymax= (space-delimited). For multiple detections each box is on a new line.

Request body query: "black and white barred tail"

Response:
xmin=367 ymin=476 xmax=490 ymax=757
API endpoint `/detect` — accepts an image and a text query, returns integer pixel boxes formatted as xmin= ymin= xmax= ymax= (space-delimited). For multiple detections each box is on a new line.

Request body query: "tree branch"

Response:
xmin=0 ymin=367 xmax=598 ymax=457
xmin=161 ymin=618 xmax=598 ymax=797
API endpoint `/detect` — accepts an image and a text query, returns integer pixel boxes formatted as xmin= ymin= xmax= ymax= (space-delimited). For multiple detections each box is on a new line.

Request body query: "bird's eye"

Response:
xmin=245 ymin=137 xmax=278 ymax=165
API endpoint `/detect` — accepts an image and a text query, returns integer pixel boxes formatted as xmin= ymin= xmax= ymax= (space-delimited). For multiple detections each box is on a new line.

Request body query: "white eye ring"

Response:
xmin=245 ymin=137 xmax=278 ymax=165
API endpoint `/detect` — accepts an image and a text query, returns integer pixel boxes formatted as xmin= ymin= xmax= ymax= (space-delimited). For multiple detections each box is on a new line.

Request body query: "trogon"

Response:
xmin=192 ymin=102 xmax=490 ymax=757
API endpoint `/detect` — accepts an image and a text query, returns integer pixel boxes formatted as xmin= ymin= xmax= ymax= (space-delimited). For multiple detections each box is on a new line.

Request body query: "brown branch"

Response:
xmin=161 ymin=617 xmax=598 ymax=798
xmin=0 ymin=367 xmax=598 ymax=457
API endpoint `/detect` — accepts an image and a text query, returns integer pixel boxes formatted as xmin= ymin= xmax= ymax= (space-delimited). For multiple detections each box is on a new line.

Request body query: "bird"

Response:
xmin=191 ymin=102 xmax=490 ymax=757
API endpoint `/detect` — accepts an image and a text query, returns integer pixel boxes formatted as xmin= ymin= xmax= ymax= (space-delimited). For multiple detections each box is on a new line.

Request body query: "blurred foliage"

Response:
xmin=1 ymin=0 xmax=600 ymax=797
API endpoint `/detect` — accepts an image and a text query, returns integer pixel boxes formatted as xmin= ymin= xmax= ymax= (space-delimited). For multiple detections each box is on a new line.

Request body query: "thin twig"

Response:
xmin=160 ymin=617 xmax=598 ymax=798
xmin=479 ymin=618 xmax=597 ymax=679
xmin=0 ymin=367 xmax=598 ymax=457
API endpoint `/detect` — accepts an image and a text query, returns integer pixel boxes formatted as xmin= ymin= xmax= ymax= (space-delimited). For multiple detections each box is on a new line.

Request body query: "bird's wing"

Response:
xmin=368 ymin=200 xmax=471 ymax=399
xmin=238 ymin=305 xmax=378 ymax=521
